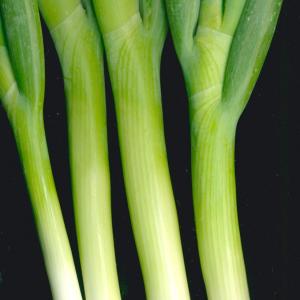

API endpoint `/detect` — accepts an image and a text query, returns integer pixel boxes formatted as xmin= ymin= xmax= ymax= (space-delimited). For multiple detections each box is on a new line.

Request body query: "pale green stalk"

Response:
xmin=92 ymin=1 xmax=190 ymax=299
xmin=166 ymin=0 xmax=282 ymax=299
xmin=38 ymin=1 xmax=121 ymax=299
xmin=0 ymin=1 xmax=82 ymax=299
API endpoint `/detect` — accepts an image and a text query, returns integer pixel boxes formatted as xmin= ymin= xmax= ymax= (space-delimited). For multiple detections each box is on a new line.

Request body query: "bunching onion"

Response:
xmin=38 ymin=0 xmax=121 ymax=299
xmin=0 ymin=1 xmax=82 ymax=299
xmin=166 ymin=0 xmax=282 ymax=299
xmin=90 ymin=1 xmax=190 ymax=299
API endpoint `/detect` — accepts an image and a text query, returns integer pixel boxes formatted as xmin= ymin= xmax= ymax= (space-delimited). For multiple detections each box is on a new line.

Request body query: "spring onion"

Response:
xmin=91 ymin=1 xmax=190 ymax=299
xmin=0 ymin=1 xmax=82 ymax=299
xmin=38 ymin=1 xmax=121 ymax=299
xmin=166 ymin=1 xmax=282 ymax=299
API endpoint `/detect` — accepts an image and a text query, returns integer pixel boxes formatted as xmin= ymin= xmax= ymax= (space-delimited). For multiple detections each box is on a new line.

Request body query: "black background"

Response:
xmin=0 ymin=1 xmax=297 ymax=299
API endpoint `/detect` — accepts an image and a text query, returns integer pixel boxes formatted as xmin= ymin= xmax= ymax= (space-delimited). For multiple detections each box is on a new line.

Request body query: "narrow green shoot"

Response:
xmin=92 ymin=1 xmax=190 ymax=299
xmin=38 ymin=1 xmax=121 ymax=299
xmin=166 ymin=0 xmax=282 ymax=299
xmin=0 ymin=1 xmax=82 ymax=299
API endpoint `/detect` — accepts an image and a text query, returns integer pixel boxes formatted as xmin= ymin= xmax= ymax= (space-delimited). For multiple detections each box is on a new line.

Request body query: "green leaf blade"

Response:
xmin=92 ymin=0 xmax=139 ymax=33
xmin=0 ymin=19 xmax=15 ymax=101
xmin=165 ymin=0 xmax=200 ymax=59
xmin=38 ymin=0 xmax=80 ymax=30
xmin=0 ymin=0 xmax=44 ymax=107
xmin=222 ymin=0 xmax=283 ymax=115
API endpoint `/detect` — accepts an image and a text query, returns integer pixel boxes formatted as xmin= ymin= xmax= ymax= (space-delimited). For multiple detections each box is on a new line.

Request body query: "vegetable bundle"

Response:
xmin=0 ymin=1 xmax=282 ymax=300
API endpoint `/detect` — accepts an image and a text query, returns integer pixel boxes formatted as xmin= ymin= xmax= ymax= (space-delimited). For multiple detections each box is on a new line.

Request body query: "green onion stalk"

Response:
xmin=166 ymin=1 xmax=282 ymax=299
xmin=38 ymin=1 xmax=121 ymax=299
xmin=0 ymin=1 xmax=82 ymax=299
xmin=91 ymin=1 xmax=190 ymax=299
